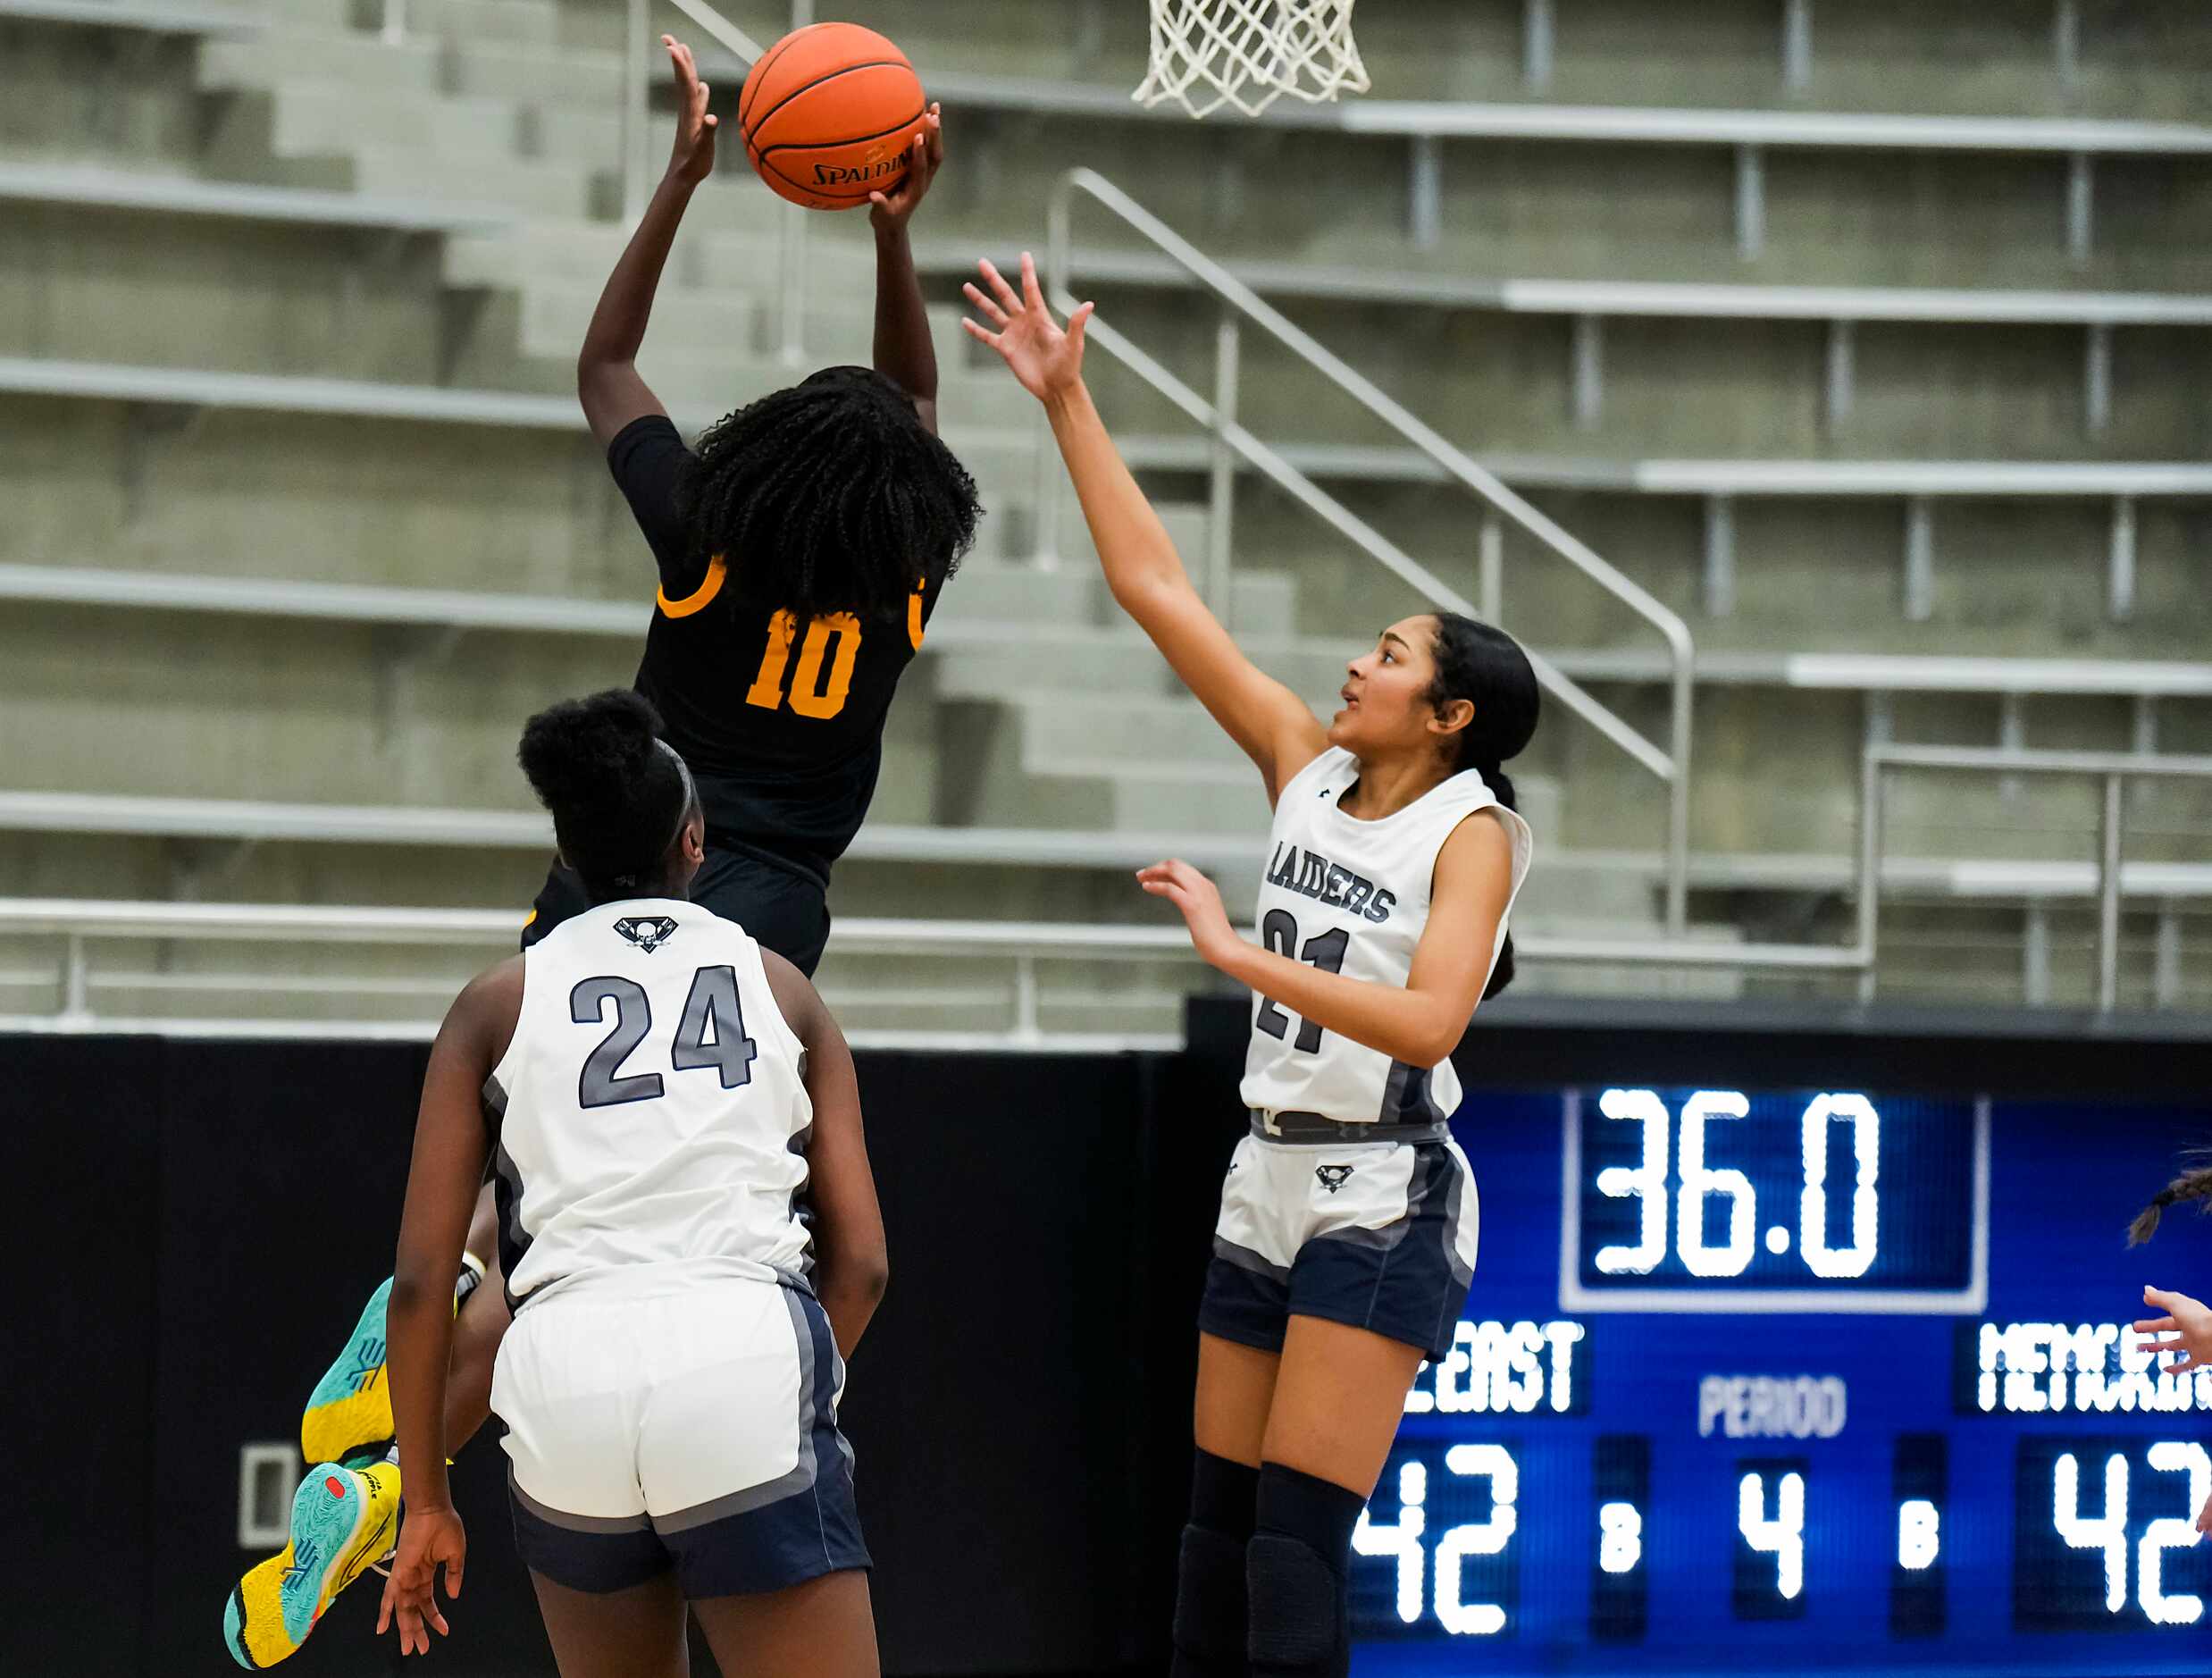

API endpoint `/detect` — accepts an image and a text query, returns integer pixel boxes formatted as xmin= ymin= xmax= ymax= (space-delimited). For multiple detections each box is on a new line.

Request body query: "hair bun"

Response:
xmin=518 ymin=690 xmax=663 ymax=816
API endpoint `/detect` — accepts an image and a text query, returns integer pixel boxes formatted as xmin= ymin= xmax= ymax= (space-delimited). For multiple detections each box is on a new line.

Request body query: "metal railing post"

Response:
xmin=1478 ymin=510 xmax=1504 ymax=622
xmin=61 ymin=933 xmax=90 ymax=1028
xmin=622 ymin=0 xmax=651 ymax=223
xmin=2098 ymin=771 xmax=2124 ymax=1010
xmin=1665 ymin=663 xmax=1691 ymax=935
xmin=1013 ymin=952 xmax=1041 ymax=1044
xmin=778 ymin=206 xmax=809 ymax=367
xmin=1207 ymin=307 xmax=1241 ymax=625
xmin=1856 ymin=747 xmax=1882 ymax=1003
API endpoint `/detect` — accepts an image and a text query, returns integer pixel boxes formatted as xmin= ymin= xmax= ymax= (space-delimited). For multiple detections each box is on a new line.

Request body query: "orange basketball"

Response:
xmin=740 ymin=22 xmax=929 ymax=212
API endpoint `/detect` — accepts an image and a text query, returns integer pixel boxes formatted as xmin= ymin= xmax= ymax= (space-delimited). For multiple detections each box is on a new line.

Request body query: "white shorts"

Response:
xmin=490 ymin=1277 xmax=867 ymax=1597
xmin=1202 ymin=1129 xmax=1479 ymax=1362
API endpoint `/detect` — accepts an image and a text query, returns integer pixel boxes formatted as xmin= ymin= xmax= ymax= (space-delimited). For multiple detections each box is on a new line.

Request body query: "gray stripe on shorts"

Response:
xmin=650 ymin=1286 xmax=823 ymax=1536
xmin=507 ymin=1465 xmax=650 ymax=1534
xmin=1434 ymin=1145 xmax=1476 ymax=1288
xmin=1211 ymin=1233 xmax=1292 ymax=1281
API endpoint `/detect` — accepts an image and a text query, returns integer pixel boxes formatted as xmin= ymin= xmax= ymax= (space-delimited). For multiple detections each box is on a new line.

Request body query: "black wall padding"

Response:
xmin=0 ymin=1035 xmax=1187 ymax=1678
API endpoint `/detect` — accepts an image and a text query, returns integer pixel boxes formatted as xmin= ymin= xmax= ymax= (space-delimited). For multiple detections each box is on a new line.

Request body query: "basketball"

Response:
xmin=740 ymin=22 xmax=930 ymax=211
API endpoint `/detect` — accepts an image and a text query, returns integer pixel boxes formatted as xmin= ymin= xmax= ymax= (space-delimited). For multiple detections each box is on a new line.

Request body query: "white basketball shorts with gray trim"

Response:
xmin=490 ymin=1274 xmax=867 ymax=1598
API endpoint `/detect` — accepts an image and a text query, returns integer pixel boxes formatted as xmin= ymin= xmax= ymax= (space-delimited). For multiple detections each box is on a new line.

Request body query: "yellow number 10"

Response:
xmin=744 ymin=610 xmax=860 ymax=719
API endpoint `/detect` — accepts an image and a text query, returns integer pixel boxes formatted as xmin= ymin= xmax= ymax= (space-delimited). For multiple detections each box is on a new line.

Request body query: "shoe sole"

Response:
xmin=299 ymin=1278 xmax=394 ymax=1466
xmin=223 ymin=1464 xmax=398 ymax=1670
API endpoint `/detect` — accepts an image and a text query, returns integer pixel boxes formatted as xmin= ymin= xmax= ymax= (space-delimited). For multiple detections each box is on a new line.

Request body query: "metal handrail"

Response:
xmin=1043 ymin=167 xmax=1697 ymax=932
xmin=0 ymin=898 xmax=1878 ymax=1043
xmin=0 ymin=900 xmax=1204 ymax=1045
xmin=1862 ymin=744 xmax=2212 ymax=1011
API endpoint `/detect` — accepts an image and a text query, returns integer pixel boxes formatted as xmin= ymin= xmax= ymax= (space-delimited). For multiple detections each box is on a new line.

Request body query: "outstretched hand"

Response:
xmin=377 ymin=1504 xmax=465 ymax=1657
xmin=666 ymin=35 xmax=718 ymax=186
xmin=869 ymin=104 xmax=944 ymax=231
xmin=2136 ymin=1284 xmax=2212 ymax=1374
xmin=961 ymin=252 xmax=1095 ymax=404
xmin=1138 ymin=859 xmax=1241 ymax=969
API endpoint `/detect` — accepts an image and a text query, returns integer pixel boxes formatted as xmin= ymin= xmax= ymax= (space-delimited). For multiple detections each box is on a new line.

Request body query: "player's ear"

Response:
xmin=1427 ymin=696 xmax=1474 ymax=740
xmin=682 ymin=813 xmax=706 ymax=867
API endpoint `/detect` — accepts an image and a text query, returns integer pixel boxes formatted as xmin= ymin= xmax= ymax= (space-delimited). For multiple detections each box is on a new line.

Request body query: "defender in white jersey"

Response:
xmin=968 ymin=256 xmax=1538 ymax=1678
xmin=381 ymin=692 xmax=888 ymax=1678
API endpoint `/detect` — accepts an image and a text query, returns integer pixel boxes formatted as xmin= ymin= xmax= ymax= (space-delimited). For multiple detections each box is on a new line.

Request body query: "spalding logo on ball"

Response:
xmin=740 ymin=21 xmax=930 ymax=212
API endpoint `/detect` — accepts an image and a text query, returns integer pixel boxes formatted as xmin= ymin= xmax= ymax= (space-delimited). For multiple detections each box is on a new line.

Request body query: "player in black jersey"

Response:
xmin=224 ymin=38 xmax=975 ymax=1667
xmin=525 ymin=33 xmax=981 ymax=976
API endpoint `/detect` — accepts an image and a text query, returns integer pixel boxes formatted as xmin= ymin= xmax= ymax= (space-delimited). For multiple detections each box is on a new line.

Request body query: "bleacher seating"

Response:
xmin=1 ymin=0 xmax=2207 ymax=1027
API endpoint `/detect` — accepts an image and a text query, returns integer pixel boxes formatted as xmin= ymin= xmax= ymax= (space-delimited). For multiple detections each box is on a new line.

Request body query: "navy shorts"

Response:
xmin=1198 ymin=1124 xmax=1479 ymax=1364
xmin=498 ymin=1281 xmax=868 ymax=1599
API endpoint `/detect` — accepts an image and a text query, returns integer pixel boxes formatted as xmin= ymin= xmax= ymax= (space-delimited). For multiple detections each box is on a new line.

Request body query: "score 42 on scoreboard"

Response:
xmin=1344 ymin=1084 xmax=2212 ymax=1677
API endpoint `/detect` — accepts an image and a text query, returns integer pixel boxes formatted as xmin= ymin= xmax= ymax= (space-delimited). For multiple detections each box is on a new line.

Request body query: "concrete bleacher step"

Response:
xmin=197 ymin=26 xmax=441 ymax=97
xmin=383 ymin=0 xmax=562 ymax=47
xmin=448 ymin=36 xmax=622 ymax=107
xmin=931 ymin=630 xmax=1341 ymax=709
xmin=261 ymin=82 xmax=527 ymax=165
xmin=348 ymin=141 xmax=593 ymax=221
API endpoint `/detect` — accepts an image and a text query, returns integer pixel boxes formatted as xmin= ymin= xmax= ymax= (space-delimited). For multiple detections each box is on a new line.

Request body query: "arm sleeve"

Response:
xmin=607 ymin=415 xmax=702 ymax=593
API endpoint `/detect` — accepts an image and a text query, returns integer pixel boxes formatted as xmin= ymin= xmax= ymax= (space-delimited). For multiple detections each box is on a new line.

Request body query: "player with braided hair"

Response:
xmin=537 ymin=34 xmax=980 ymax=970
xmin=223 ymin=38 xmax=971 ymax=1667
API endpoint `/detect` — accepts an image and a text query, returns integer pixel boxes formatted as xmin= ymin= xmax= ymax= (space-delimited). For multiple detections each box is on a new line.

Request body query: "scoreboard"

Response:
xmin=1349 ymin=1085 xmax=2212 ymax=1675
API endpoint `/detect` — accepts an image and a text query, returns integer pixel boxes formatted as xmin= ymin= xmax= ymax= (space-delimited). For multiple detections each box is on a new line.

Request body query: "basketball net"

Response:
xmin=1134 ymin=0 xmax=1369 ymax=120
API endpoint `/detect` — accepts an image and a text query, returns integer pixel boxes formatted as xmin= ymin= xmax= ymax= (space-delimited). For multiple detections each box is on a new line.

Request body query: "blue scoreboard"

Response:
xmin=1350 ymin=1084 xmax=2212 ymax=1676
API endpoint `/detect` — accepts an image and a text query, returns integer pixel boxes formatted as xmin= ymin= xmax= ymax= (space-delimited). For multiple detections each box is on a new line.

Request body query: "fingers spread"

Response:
xmin=979 ymin=258 xmax=1022 ymax=314
xmin=963 ymin=281 xmax=1010 ymax=326
xmin=959 ymin=317 xmax=1001 ymax=348
xmin=1019 ymin=249 xmax=1046 ymax=311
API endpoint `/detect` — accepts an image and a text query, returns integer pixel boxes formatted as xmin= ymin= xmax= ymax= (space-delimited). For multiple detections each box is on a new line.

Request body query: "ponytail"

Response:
xmin=1423 ymin=614 xmax=1539 ymax=1001
xmin=2129 ymin=1157 xmax=2212 ymax=1246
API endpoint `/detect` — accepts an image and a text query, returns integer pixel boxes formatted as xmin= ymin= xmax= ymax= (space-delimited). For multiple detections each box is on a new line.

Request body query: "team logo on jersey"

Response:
xmin=613 ymin=916 xmax=680 ymax=953
xmin=1316 ymin=1164 xmax=1355 ymax=1194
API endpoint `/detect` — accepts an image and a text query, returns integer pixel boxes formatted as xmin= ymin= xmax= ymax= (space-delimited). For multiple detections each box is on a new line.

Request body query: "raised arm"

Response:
xmin=1141 ymin=812 xmax=1516 ymax=1067
xmin=379 ymin=956 xmax=521 ymax=1655
xmin=763 ymin=951 xmax=888 ymax=1360
xmin=964 ymin=255 xmax=1328 ymax=803
xmin=576 ymin=35 xmax=717 ymax=446
xmin=865 ymin=104 xmax=945 ymax=433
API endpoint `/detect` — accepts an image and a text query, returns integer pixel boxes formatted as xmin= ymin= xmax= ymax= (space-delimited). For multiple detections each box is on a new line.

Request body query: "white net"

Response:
xmin=1134 ymin=0 xmax=1370 ymax=120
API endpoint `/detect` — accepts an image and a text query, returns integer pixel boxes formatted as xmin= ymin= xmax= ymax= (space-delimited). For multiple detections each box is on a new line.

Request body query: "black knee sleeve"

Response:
xmin=1245 ymin=1532 xmax=1340 ymax=1674
xmin=1173 ymin=1523 xmax=1250 ymax=1675
xmin=1246 ymin=1464 xmax=1364 ymax=1678
xmin=1172 ymin=1450 xmax=1260 ymax=1678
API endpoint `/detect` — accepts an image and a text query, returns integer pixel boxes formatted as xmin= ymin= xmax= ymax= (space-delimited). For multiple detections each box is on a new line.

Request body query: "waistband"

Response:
xmin=700 ymin=826 xmax=831 ymax=893
xmin=508 ymin=1255 xmax=814 ymax=1315
xmin=1250 ymin=1109 xmax=1449 ymax=1146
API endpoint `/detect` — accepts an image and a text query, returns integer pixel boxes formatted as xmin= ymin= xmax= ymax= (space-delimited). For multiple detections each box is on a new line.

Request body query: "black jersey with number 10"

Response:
xmin=607 ymin=415 xmax=941 ymax=887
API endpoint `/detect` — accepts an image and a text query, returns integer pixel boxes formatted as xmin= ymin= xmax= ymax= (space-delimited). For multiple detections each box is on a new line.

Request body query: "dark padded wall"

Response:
xmin=0 ymin=1037 xmax=1179 ymax=1678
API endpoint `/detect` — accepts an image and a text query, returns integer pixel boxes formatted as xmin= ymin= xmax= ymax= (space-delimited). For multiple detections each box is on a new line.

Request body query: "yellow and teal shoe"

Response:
xmin=299 ymin=1277 xmax=393 ymax=1467
xmin=222 ymin=1460 xmax=400 ymax=1669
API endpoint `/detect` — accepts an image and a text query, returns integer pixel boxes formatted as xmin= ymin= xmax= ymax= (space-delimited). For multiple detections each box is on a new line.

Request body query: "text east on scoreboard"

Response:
xmin=1349 ymin=1085 xmax=2212 ymax=1675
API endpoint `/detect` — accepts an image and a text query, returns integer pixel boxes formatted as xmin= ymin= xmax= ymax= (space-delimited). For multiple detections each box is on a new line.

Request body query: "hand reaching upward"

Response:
xmin=869 ymin=104 xmax=944 ymax=231
xmin=666 ymin=36 xmax=717 ymax=186
xmin=962 ymin=252 xmax=1095 ymax=404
